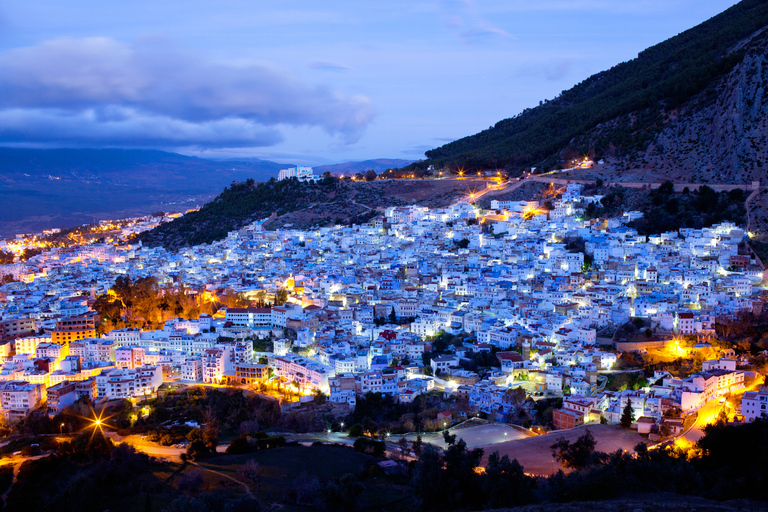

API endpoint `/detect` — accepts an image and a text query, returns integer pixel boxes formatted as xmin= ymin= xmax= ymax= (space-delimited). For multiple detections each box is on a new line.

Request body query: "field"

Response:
xmin=171 ymin=443 xmax=412 ymax=511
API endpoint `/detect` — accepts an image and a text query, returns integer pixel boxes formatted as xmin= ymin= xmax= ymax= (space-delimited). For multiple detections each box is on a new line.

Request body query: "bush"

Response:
xmin=225 ymin=433 xmax=286 ymax=454
xmin=348 ymin=424 xmax=363 ymax=438
xmin=353 ymin=437 xmax=386 ymax=457
xmin=185 ymin=440 xmax=214 ymax=461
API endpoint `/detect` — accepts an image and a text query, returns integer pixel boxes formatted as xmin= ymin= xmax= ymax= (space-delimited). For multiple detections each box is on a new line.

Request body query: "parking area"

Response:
xmin=403 ymin=422 xmax=529 ymax=450
xmin=478 ymin=424 xmax=645 ymax=475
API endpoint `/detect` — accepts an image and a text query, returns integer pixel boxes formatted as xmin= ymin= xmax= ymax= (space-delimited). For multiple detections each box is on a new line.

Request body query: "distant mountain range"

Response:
xmin=412 ymin=0 xmax=768 ymax=187
xmin=314 ymin=159 xmax=413 ymax=176
xmin=0 ymin=149 xmax=417 ymax=238
xmin=0 ymin=148 xmax=288 ymax=237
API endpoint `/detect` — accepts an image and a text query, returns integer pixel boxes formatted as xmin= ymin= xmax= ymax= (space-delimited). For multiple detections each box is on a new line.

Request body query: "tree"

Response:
xmin=0 ymin=250 xmax=14 ymax=265
xmin=504 ymin=387 xmax=527 ymax=411
xmin=412 ymin=434 xmax=424 ymax=457
xmin=274 ymin=288 xmax=289 ymax=305
xmin=550 ymin=429 xmax=600 ymax=471
xmin=388 ymin=308 xmax=397 ymax=324
xmin=620 ymin=400 xmax=635 ymax=429
xmin=716 ymin=407 xmax=729 ymax=425
xmin=398 ymin=437 xmax=410 ymax=459
xmin=323 ymin=473 xmax=365 ymax=512
xmin=483 ymin=451 xmax=532 ymax=508
xmin=312 ymin=389 xmax=327 ymax=405
xmin=364 ymin=169 xmax=377 ymax=182
xmin=412 ymin=445 xmax=445 ymax=512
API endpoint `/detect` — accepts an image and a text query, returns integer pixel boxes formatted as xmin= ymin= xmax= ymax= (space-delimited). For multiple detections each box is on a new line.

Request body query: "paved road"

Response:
xmin=402 ymin=423 xmax=528 ymax=450
xmin=682 ymin=382 xmax=761 ymax=443
xmin=682 ymin=399 xmax=721 ymax=443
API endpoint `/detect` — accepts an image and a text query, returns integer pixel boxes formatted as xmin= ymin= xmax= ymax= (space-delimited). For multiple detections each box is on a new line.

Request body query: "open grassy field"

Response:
xmin=193 ymin=443 xmax=413 ymax=511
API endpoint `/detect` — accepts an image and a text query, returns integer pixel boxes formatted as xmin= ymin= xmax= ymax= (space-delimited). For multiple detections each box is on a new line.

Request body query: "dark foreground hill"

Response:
xmin=414 ymin=0 xmax=768 ymax=186
xmin=0 ymin=148 xmax=286 ymax=237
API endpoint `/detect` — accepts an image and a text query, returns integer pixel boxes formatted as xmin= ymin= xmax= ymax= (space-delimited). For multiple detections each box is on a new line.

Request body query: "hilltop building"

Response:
xmin=277 ymin=166 xmax=319 ymax=182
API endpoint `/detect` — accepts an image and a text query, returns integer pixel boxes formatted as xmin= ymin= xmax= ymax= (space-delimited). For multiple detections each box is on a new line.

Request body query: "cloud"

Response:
xmin=308 ymin=60 xmax=354 ymax=72
xmin=0 ymin=37 xmax=375 ymax=147
xmin=0 ymin=107 xmax=283 ymax=148
xmin=439 ymin=0 xmax=514 ymax=44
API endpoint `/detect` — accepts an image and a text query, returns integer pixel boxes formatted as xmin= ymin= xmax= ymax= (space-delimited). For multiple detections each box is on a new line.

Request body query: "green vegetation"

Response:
xmin=412 ymin=419 xmax=768 ymax=511
xmin=93 ymin=275 xmax=248 ymax=332
xmin=226 ymin=432 xmax=286 ymax=454
xmin=0 ymin=249 xmax=14 ymax=265
xmin=620 ymin=401 xmax=635 ymax=429
xmin=347 ymin=391 xmax=456 ymax=435
xmin=749 ymin=237 xmax=768 ymax=263
xmin=353 ymin=437 xmax=387 ymax=457
xmin=409 ymin=0 xmax=768 ymax=171
xmin=142 ymin=386 xmax=282 ymax=434
xmin=580 ymin=183 xmax=748 ymax=235
xmin=627 ymin=184 xmax=747 ymax=235
xmin=7 ymin=391 xmax=768 ymax=511
xmin=4 ymin=434 xmax=403 ymax=512
xmin=136 ymin=176 xmax=338 ymax=248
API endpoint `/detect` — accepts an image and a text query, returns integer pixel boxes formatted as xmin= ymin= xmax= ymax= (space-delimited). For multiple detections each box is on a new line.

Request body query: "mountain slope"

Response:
xmin=414 ymin=0 xmax=768 ymax=179
xmin=136 ymin=177 xmax=487 ymax=249
xmin=314 ymin=159 xmax=414 ymax=176
xmin=0 ymin=148 xmax=287 ymax=237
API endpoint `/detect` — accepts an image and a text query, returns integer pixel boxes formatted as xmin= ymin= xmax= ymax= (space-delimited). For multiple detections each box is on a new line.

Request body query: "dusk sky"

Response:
xmin=0 ymin=1 xmax=741 ymax=165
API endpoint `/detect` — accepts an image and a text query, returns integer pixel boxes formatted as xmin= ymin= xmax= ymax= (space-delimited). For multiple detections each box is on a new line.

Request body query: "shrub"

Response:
xmin=353 ymin=437 xmax=386 ymax=457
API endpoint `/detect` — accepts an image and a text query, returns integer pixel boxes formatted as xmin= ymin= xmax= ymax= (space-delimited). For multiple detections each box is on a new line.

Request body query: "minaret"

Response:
xmin=522 ymin=340 xmax=531 ymax=360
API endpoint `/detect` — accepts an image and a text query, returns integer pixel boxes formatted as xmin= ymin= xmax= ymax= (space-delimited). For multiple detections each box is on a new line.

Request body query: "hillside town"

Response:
xmin=0 ymin=177 xmax=765 ymax=441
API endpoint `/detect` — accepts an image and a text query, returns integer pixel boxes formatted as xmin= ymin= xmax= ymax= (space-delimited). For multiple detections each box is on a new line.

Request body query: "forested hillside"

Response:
xmin=414 ymin=0 xmax=768 ymax=177
xmin=136 ymin=177 xmax=341 ymax=248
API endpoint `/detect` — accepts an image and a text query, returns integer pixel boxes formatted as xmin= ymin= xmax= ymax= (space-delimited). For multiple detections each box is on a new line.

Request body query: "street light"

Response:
xmin=60 ymin=423 xmax=65 ymax=434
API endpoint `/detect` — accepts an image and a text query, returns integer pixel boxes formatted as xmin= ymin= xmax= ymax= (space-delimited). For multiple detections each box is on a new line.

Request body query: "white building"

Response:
xmin=181 ymin=356 xmax=203 ymax=382
xmin=274 ymin=353 xmax=331 ymax=393
xmin=742 ymin=387 xmax=768 ymax=422
xmin=277 ymin=166 xmax=318 ymax=182
xmin=15 ymin=334 xmax=51 ymax=356
xmin=202 ymin=346 xmax=233 ymax=384
xmin=0 ymin=381 xmax=44 ymax=418
xmin=96 ymin=366 xmax=163 ymax=400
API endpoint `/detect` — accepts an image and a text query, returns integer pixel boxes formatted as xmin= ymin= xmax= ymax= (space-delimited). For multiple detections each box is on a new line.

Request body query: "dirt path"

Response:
xmin=191 ymin=461 xmax=254 ymax=499
xmin=745 ymin=186 xmax=760 ymax=233
xmin=452 ymin=178 xmax=530 ymax=206
xmin=0 ymin=455 xmax=46 ymax=508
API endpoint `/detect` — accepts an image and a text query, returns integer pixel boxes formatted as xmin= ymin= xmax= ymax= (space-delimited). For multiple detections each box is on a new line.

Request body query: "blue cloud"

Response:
xmin=309 ymin=61 xmax=354 ymax=72
xmin=0 ymin=37 xmax=375 ymax=147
